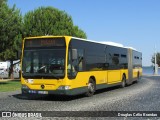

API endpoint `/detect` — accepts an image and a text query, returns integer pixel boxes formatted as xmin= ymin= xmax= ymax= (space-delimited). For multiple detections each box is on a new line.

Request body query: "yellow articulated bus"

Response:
xmin=21 ymin=36 xmax=142 ymax=97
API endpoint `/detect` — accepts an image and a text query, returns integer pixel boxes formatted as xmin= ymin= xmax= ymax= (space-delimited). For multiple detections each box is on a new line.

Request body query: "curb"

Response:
xmin=143 ymin=74 xmax=160 ymax=77
xmin=0 ymin=79 xmax=20 ymax=82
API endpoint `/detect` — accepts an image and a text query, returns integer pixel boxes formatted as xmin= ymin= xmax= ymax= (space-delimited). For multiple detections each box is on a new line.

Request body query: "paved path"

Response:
xmin=0 ymin=76 xmax=160 ymax=119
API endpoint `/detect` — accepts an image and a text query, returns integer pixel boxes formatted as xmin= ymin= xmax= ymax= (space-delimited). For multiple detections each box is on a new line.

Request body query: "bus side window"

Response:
xmin=112 ymin=56 xmax=119 ymax=65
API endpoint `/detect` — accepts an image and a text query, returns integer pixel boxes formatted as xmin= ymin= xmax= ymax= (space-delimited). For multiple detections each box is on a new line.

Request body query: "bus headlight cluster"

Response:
xmin=21 ymin=84 xmax=29 ymax=89
xmin=58 ymin=86 xmax=70 ymax=90
xmin=25 ymin=79 xmax=33 ymax=84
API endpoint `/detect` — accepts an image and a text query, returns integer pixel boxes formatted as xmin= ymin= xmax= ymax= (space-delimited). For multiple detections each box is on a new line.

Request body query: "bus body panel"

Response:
xmin=127 ymin=48 xmax=142 ymax=84
xmin=127 ymin=49 xmax=133 ymax=84
xmin=107 ymin=70 xmax=121 ymax=84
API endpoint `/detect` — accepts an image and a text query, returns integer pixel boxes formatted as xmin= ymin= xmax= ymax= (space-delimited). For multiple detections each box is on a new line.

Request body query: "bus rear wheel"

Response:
xmin=121 ymin=75 xmax=126 ymax=88
xmin=85 ymin=78 xmax=96 ymax=97
xmin=135 ymin=72 xmax=140 ymax=83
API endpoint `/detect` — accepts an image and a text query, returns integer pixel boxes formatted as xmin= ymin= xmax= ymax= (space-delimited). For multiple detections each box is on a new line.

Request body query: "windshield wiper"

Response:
xmin=46 ymin=74 xmax=60 ymax=80
xmin=37 ymin=66 xmax=46 ymax=72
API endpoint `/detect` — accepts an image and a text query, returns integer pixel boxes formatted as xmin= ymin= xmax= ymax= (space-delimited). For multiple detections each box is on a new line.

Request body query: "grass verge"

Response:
xmin=0 ymin=80 xmax=21 ymax=92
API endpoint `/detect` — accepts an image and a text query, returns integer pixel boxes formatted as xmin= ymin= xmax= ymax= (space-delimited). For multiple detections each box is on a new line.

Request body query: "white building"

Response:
xmin=0 ymin=60 xmax=20 ymax=79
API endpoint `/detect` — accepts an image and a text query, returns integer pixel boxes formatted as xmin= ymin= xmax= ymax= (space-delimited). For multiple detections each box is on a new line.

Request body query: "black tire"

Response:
xmin=85 ymin=78 xmax=96 ymax=97
xmin=135 ymin=72 xmax=140 ymax=83
xmin=137 ymin=72 xmax=140 ymax=80
xmin=121 ymin=75 xmax=126 ymax=88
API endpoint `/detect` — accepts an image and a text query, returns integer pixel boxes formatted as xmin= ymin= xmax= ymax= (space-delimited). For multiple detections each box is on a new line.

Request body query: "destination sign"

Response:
xmin=25 ymin=37 xmax=65 ymax=47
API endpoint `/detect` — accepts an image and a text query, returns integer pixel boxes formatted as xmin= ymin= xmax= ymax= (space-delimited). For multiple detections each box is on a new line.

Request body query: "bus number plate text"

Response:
xmin=38 ymin=91 xmax=48 ymax=94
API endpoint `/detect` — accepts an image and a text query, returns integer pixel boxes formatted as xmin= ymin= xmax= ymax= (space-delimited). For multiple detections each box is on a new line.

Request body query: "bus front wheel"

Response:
xmin=85 ymin=78 xmax=96 ymax=97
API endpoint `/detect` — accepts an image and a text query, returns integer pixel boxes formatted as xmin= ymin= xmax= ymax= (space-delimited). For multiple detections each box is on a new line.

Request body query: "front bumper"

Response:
xmin=22 ymin=87 xmax=87 ymax=96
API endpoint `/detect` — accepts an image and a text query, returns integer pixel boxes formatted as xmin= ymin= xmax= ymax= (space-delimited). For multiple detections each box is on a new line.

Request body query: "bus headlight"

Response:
xmin=25 ymin=79 xmax=33 ymax=84
xmin=22 ymin=85 xmax=29 ymax=89
xmin=58 ymin=86 xmax=70 ymax=90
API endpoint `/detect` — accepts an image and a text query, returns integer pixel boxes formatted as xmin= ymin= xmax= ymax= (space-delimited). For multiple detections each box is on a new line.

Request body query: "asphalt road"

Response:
xmin=0 ymin=75 xmax=160 ymax=119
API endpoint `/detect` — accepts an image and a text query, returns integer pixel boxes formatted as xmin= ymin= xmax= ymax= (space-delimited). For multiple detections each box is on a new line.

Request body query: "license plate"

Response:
xmin=38 ymin=91 xmax=48 ymax=94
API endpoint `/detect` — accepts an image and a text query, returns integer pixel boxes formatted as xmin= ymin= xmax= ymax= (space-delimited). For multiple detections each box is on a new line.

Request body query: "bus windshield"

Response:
xmin=22 ymin=48 xmax=66 ymax=79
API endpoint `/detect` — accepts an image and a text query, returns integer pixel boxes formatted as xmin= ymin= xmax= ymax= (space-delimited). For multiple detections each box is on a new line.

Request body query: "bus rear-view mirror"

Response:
xmin=72 ymin=49 xmax=78 ymax=60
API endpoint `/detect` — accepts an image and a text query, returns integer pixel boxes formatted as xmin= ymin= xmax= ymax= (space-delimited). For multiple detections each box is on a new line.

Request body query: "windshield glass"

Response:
xmin=22 ymin=48 xmax=66 ymax=79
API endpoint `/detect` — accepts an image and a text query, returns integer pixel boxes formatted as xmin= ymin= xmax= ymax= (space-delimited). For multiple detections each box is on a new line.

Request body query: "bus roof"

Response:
xmin=71 ymin=37 xmax=125 ymax=48
xmin=72 ymin=37 xmax=142 ymax=53
xmin=24 ymin=36 xmax=140 ymax=52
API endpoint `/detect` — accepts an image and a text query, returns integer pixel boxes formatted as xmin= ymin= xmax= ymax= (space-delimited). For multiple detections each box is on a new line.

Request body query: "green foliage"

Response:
xmin=0 ymin=80 xmax=21 ymax=92
xmin=23 ymin=6 xmax=87 ymax=38
xmin=0 ymin=0 xmax=22 ymax=61
xmin=151 ymin=53 xmax=160 ymax=67
xmin=0 ymin=4 xmax=87 ymax=61
xmin=0 ymin=2 xmax=87 ymax=78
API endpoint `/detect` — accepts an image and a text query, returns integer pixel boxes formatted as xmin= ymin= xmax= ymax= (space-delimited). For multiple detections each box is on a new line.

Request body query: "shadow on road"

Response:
xmin=12 ymin=93 xmax=85 ymax=101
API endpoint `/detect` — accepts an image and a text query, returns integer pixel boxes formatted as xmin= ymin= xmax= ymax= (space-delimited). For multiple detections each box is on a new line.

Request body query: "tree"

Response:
xmin=0 ymin=0 xmax=22 ymax=78
xmin=23 ymin=6 xmax=87 ymax=39
xmin=151 ymin=52 xmax=160 ymax=67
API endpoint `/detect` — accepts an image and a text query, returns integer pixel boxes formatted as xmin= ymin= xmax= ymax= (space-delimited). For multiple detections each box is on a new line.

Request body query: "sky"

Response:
xmin=8 ymin=0 xmax=160 ymax=66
